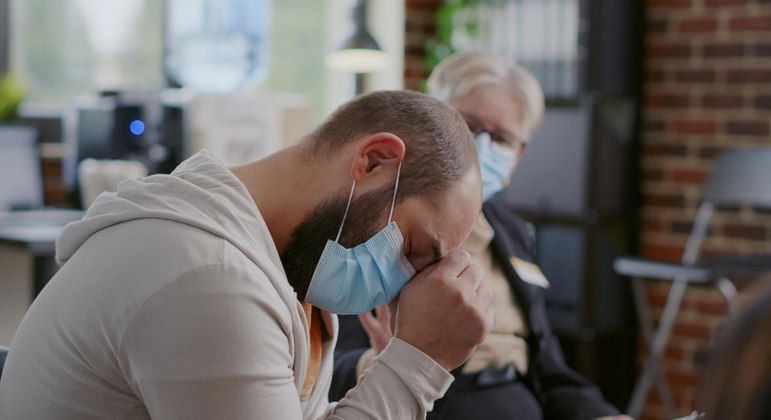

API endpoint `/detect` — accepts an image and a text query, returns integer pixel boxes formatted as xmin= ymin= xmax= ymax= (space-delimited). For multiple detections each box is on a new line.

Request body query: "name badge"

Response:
xmin=510 ymin=257 xmax=550 ymax=289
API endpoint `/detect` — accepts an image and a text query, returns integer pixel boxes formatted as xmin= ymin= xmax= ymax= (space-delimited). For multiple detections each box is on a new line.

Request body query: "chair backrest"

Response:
xmin=683 ymin=147 xmax=771 ymax=265
xmin=701 ymin=147 xmax=771 ymax=210
xmin=0 ymin=345 xmax=9 ymax=381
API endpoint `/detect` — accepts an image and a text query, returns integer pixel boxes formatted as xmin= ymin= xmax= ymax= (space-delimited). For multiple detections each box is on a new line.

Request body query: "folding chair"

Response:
xmin=614 ymin=147 xmax=771 ymax=419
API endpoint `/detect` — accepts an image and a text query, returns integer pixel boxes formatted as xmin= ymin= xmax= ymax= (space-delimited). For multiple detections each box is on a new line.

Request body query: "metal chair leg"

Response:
xmin=626 ymin=277 xmax=687 ymax=418
xmin=629 ymin=278 xmax=677 ymax=419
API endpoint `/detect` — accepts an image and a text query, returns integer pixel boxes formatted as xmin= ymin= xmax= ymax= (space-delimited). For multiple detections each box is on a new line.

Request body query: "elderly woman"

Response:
xmin=331 ymin=52 xmax=627 ymax=420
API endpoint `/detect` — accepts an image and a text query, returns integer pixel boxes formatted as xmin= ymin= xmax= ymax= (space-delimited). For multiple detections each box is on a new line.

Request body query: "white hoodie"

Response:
xmin=0 ymin=151 xmax=452 ymax=420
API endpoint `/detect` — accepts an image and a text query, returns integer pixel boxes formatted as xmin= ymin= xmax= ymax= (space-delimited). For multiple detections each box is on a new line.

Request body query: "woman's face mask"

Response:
xmin=475 ymin=131 xmax=519 ymax=201
xmin=304 ymin=161 xmax=416 ymax=315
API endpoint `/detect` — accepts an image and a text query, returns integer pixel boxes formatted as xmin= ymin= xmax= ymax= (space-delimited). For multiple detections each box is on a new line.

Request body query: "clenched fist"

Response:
xmin=391 ymin=248 xmax=495 ymax=371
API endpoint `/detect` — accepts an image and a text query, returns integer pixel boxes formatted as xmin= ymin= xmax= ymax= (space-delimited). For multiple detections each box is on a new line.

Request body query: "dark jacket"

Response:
xmin=330 ymin=196 xmax=620 ymax=420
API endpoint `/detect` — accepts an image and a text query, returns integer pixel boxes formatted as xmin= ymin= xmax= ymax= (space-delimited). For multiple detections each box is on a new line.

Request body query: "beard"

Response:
xmin=280 ymin=185 xmax=394 ymax=301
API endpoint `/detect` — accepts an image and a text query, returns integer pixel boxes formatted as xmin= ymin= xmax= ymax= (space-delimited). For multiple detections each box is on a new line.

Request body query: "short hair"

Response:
xmin=426 ymin=52 xmax=545 ymax=141
xmin=305 ymin=90 xmax=478 ymax=201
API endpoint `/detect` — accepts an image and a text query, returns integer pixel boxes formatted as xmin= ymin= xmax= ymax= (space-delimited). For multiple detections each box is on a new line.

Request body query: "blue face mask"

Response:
xmin=304 ymin=162 xmax=416 ymax=315
xmin=476 ymin=131 xmax=518 ymax=201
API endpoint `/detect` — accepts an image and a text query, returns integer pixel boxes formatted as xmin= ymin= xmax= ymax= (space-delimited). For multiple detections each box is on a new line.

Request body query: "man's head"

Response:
xmin=281 ymin=90 xmax=482 ymax=300
xmin=427 ymin=52 xmax=545 ymax=182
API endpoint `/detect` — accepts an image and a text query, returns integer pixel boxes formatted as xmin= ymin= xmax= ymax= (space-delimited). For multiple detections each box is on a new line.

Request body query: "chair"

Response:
xmin=614 ymin=147 xmax=771 ymax=419
xmin=0 ymin=346 xmax=9 ymax=381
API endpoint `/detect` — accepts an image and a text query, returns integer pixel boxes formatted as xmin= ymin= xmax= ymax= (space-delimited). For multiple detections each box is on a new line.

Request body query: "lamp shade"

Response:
xmin=325 ymin=0 xmax=389 ymax=73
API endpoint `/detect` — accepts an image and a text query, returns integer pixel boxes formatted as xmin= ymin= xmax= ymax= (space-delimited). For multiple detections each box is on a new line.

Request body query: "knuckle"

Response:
xmin=447 ymin=248 xmax=470 ymax=265
xmin=466 ymin=263 xmax=484 ymax=279
xmin=452 ymin=289 xmax=465 ymax=305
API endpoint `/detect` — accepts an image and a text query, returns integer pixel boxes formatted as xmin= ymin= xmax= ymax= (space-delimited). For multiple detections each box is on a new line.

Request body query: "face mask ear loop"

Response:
xmin=335 ymin=180 xmax=356 ymax=243
xmin=387 ymin=160 xmax=403 ymax=224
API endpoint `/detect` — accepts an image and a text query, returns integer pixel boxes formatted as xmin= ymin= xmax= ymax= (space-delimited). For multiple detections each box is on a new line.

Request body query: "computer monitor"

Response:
xmin=0 ymin=125 xmax=43 ymax=211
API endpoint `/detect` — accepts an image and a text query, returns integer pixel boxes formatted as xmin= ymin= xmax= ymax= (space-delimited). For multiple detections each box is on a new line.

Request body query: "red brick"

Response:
xmin=43 ymin=185 xmax=70 ymax=205
xmin=647 ymin=42 xmax=691 ymax=58
xmin=726 ymin=69 xmax=771 ymax=83
xmin=648 ymin=286 xmax=671 ymax=307
xmin=643 ymin=192 xmax=688 ymax=208
xmin=640 ymin=243 xmax=684 ymax=262
xmin=647 ymin=94 xmax=690 ymax=108
xmin=647 ymin=18 xmax=669 ymax=33
xmin=705 ymin=0 xmax=747 ymax=4
xmin=755 ymin=95 xmax=771 ymax=109
xmin=643 ymin=167 xmax=665 ymax=181
xmin=730 ymin=16 xmax=771 ymax=32
xmin=672 ymin=168 xmax=708 ymax=183
xmin=666 ymin=345 xmax=684 ymax=361
xmin=679 ymin=18 xmax=718 ymax=32
xmin=641 ymin=215 xmax=666 ymax=231
xmin=723 ymin=223 xmax=767 ymax=240
xmin=671 ymin=220 xmax=695 ymax=234
xmin=646 ymin=70 xmax=666 ymax=83
xmin=676 ymin=70 xmax=715 ymax=83
xmin=673 ymin=321 xmax=710 ymax=339
xmin=405 ymin=20 xmax=436 ymax=33
xmin=405 ymin=46 xmax=427 ymax=57
xmin=727 ymin=121 xmax=769 ymax=136
xmin=40 ymin=161 xmax=62 ymax=177
xmin=405 ymin=0 xmax=441 ymax=12
xmin=696 ymin=299 xmax=729 ymax=315
xmin=699 ymin=145 xmax=724 ymax=158
xmin=672 ymin=118 xmax=717 ymax=134
xmin=701 ymin=94 xmax=743 ymax=108
xmin=647 ymin=0 xmax=691 ymax=7
xmin=755 ymin=43 xmax=771 ymax=56
xmin=645 ymin=119 xmax=667 ymax=132
xmin=703 ymin=43 xmax=745 ymax=57
xmin=643 ymin=143 xmax=688 ymax=157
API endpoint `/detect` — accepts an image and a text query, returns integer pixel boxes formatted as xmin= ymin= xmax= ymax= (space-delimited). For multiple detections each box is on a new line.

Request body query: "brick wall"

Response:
xmin=404 ymin=0 xmax=441 ymax=91
xmin=405 ymin=0 xmax=771 ymax=419
xmin=641 ymin=0 xmax=771 ymax=418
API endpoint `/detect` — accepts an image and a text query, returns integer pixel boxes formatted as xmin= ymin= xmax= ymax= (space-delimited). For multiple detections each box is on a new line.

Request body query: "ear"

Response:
xmin=349 ymin=133 xmax=406 ymax=182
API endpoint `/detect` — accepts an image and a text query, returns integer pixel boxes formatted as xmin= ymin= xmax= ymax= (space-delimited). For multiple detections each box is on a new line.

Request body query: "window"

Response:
xmin=10 ymin=0 xmax=164 ymax=104
xmin=9 ymin=0 xmax=402 ymax=122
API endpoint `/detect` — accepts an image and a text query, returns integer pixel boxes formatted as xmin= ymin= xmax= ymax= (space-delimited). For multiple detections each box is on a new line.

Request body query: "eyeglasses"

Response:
xmin=460 ymin=112 xmax=527 ymax=153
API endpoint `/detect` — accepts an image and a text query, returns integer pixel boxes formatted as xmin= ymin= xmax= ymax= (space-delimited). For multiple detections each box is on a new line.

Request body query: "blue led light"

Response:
xmin=129 ymin=120 xmax=145 ymax=136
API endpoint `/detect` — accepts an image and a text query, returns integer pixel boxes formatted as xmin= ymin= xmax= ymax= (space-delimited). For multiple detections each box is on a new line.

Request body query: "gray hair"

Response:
xmin=426 ymin=52 xmax=545 ymax=141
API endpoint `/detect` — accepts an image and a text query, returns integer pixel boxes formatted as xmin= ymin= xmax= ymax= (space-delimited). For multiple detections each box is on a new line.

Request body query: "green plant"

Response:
xmin=0 ymin=75 xmax=26 ymax=121
xmin=423 ymin=0 xmax=484 ymax=91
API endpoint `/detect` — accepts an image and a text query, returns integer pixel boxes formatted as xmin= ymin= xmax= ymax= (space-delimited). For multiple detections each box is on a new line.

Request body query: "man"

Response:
xmin=0 ymin=91 xmax=494 ymax=419
xmin=332 ymin=53 xmax=629 ymax=419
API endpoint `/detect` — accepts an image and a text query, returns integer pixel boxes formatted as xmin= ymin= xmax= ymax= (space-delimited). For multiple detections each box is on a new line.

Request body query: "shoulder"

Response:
xmin=482 ymin=197 xmax=535 ymax=258
xmin=118 ymin=262 xmax=297 ymax=377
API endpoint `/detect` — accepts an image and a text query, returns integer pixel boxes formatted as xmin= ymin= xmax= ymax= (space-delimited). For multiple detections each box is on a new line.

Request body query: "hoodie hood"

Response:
xmin=56 ymin=151 xmax=283 ymax=279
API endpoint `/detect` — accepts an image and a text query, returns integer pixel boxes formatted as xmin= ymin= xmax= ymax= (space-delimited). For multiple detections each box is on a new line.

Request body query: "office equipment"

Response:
xmin=64 ymin=89 xmax=191 ymax=207
xmin=0 ymin=125 xmax=43 ymax=211
xmin=614 ymin=147 xmax=771 ymax=419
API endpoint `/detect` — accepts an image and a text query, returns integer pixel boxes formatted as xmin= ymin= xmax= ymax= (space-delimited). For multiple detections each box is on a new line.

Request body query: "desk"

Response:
xmin=0 ymin=210 xmax=83 ymax=297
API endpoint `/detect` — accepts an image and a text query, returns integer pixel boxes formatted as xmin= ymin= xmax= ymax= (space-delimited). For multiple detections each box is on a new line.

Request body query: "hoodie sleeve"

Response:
xmin=119 ymin=263 xmax=305 ymax=420
xmin=119 ymin=263 xmax=453 ymax=420
xmin=320 ymin=338 xmax=454 ymax=420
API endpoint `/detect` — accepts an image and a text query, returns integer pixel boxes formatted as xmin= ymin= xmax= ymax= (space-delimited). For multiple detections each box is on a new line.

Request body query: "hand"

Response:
xmin=358 ymin=305 xmax=392 ymax=355
xmin=391 ymin=249 xmax=495 ymax=371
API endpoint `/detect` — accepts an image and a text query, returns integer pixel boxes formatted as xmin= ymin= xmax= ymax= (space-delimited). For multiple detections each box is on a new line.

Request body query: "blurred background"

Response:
xmin=1 ymin=1 xmax=770 ymax=419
